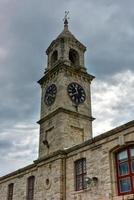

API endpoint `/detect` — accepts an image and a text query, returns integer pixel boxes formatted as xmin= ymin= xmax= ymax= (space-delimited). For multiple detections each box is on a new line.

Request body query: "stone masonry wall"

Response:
xmin=0 ymin=158 xmax=63 ymax=200
xmin=65 ymin=125 xmax=134 ymax=200
xmin=39 ymin=67 xmax=93 ymax=158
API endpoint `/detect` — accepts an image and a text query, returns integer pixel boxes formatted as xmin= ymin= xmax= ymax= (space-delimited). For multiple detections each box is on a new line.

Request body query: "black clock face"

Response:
xmin=67 ymin=82 xmax=86 ymax=104
xmin=44 ymin=84 xmax=57 ymax=106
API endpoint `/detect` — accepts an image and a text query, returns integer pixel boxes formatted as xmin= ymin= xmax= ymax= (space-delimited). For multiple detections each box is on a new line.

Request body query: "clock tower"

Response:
xmin=38 ymin=18 xmax=95 ymax=158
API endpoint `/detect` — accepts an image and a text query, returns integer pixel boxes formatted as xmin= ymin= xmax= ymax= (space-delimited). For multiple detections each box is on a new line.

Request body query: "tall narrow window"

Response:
xmin=7 ymin=183 xmax=14 ymax=200
xmin=75 ymin=158 xmax=87 ymax=191
xmin=51 ymin=50 xmax=58 ymax=67
xmin=69 ymin=49 xmax=79 ymax=67
xmin=27 ymin=176 xmax=35 ymax=200
xmin=116 ymin=145 xmax=134 ymax=195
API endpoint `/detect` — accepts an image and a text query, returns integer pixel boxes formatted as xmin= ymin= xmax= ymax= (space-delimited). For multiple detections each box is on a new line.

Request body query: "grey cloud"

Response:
xmin=0 ymin=124 xmax=38 ymax=175
xmin=0 ymin=140 xmax=13 ymax=149
xmin=92 ymin=70 xmax=134 ymax=135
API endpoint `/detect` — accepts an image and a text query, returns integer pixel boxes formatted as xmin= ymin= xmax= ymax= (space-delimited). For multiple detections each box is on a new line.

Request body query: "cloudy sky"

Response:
xmin=0 ymin=0 xmax=134 ymax=176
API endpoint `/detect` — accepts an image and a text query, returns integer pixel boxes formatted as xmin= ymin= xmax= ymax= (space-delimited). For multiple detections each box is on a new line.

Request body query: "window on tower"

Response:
xmin=69 ymin=49 xmax=79 ymax=67
xmin=75 ymin=158 xmax=87 ymax=191
xmin=51 ymin=50 xmax=58 ymax=67
xmin=116 ymin=145 xmax=134 ymax=195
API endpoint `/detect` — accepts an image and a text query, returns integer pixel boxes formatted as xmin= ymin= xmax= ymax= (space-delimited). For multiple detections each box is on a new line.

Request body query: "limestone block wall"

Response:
xmin=0 ymin=158 xmax=63 ymax=200
xmin=40 ymin=68 xmax=92 ymax=120
xmin=39 ymin=67 xmax=93 ymax=158
xmin=65 ymin=125 xmax=134 ymax=200
xmin=39 ymin=111 xmax=92 ymax=158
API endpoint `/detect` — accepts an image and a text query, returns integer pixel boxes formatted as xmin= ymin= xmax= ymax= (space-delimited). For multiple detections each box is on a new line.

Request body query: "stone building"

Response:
xmin=0 ymin=18 xmax=134 ymax=200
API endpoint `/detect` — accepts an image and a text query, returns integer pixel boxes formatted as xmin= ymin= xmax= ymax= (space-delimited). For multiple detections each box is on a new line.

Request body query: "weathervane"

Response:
xmin=63 ymin=11 xmax=69 ymax=25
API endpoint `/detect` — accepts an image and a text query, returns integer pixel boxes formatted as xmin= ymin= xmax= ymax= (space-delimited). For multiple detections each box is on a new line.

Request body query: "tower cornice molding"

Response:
xmin=38 ymin=63 xmax=95 ymax=85
xmin=37 ymin=107 xmax=95 ymax=125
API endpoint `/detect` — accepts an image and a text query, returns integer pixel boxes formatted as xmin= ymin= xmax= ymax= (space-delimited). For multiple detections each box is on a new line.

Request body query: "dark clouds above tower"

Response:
xmin=0 ymin=0 xmax=134 ymax=176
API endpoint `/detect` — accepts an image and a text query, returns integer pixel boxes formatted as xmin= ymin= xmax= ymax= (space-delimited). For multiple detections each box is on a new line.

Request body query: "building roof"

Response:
xmin=46 ymin=21 xmax=86 ymax=54
xmin=56 ymin=22 xmax=76 ymax=40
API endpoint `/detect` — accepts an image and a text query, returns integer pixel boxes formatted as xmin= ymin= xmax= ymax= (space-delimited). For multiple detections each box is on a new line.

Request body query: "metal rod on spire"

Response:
xmin=63 ymin=11 xmax=69 ymax=26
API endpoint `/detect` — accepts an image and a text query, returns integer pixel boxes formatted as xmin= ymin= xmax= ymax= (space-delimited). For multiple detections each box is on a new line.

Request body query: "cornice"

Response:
xmin=0 ymin=163 xmax=36 ymax=183
xmin=34 ymin=150 xmax=67 ymax=165
xmin=38 ymin=63 xmax=95 ymax=85
xmin=37 ymin=107 xmax=95 ymax=125
xmin=64 ymin=120 xmax=134 ymax=154
xmin=0 ymin=150 xmax=66 ymax=183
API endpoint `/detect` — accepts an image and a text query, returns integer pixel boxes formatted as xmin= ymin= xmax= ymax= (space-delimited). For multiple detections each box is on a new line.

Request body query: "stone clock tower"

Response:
xmin=38 ymin=18 xmax=95 ymax=158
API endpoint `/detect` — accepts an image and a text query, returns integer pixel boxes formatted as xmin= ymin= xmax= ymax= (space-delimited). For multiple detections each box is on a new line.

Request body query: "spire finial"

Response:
xmin=63 ymin=11 xmax=69 ymax=29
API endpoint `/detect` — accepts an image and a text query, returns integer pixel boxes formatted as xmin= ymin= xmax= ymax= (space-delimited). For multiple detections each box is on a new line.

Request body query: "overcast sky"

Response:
xmin=0 ymin=0 xmax=134 ymax=176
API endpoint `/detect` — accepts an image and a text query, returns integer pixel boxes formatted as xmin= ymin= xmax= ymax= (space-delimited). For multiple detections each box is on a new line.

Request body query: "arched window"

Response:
xmin=7 ymin=183 xmax=14 ymax=200
xmin=51 ymin=50 xmax=58 ymax=66
xmin=116 ymin=145 xmax=134 ymax=195
xmin=69 ymin=49 xmax=79 ymax=67
xmin=27 ymin=176 xmax=35 ymax=200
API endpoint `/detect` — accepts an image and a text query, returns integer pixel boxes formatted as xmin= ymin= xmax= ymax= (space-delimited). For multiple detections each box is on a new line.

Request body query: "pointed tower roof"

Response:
xmin=56 ymin=17 xmax=76 ymax=40
xmin=46 ymin=16 xmax=86 ymax=55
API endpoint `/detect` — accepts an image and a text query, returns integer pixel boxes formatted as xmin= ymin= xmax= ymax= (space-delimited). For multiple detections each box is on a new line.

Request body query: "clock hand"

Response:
xmin=70 ymin=91 xmax=78 ymax=96
xmin=48 ymin=93 xmax=54 ymax=97
xmin=75 ymin=86 xmax=78 ymax=93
